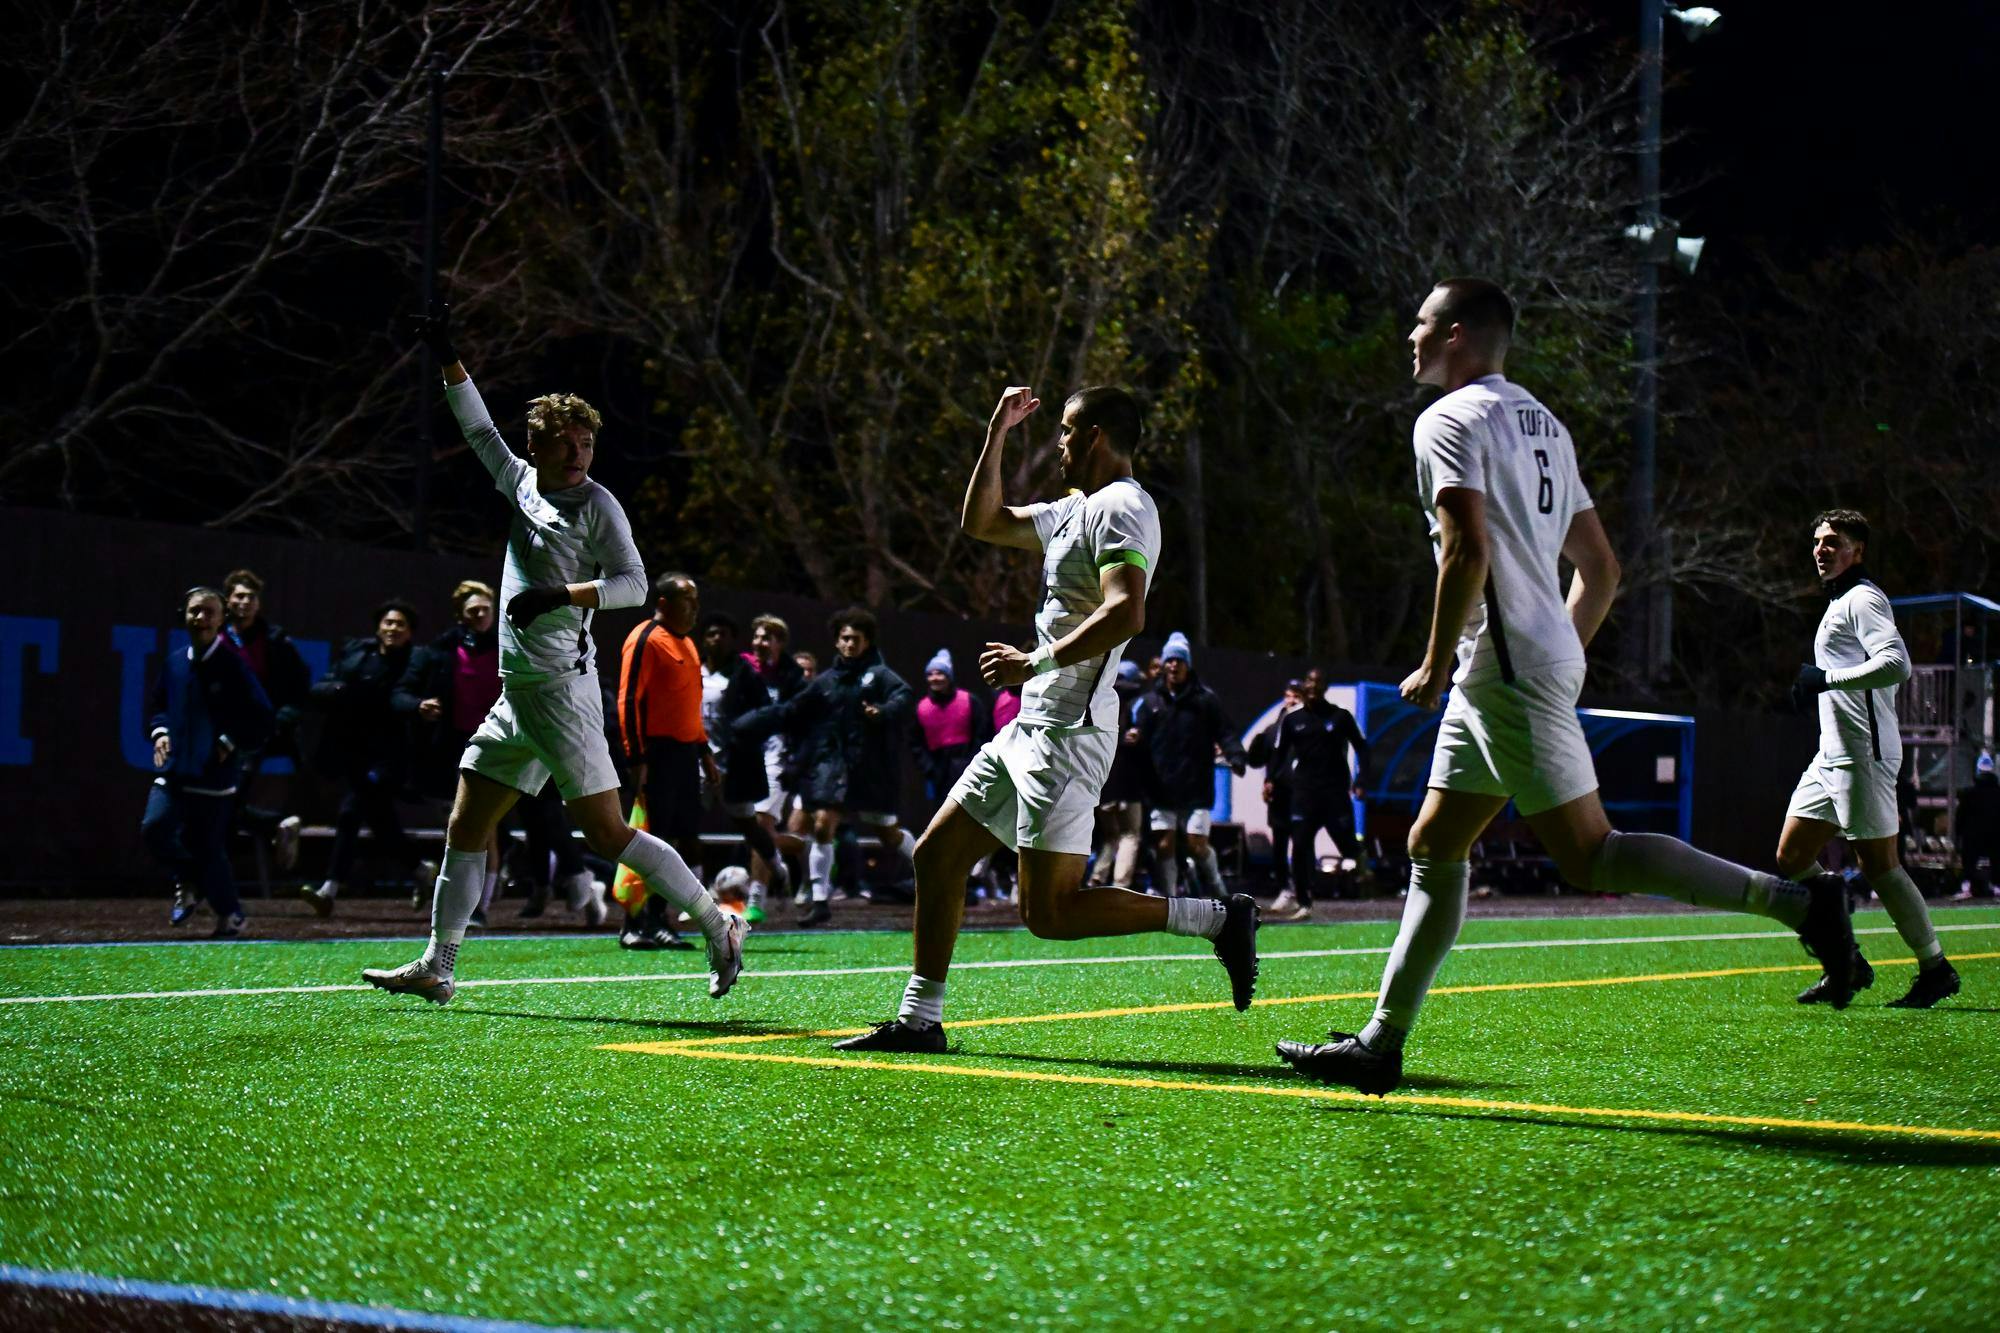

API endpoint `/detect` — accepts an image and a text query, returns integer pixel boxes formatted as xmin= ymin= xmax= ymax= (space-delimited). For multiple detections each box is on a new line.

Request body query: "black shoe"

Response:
xmin=210 ymin=910 xmax=246 ymax=940
xmin=831 ymin=1019 xmax=946 ymax=1053
xmin=518 ymin=879 xmax=548 ymax=920
xmin=1275 ymin=1032 xmax=1402 ymax=1096
xmin=648 ymin=926 xmax=694 ymax=950
xmin=1797 ymin=947 xmax=1874 ymax=1004
xmin=798 ymin=899 xmax=832 ymax=928
xmin=1887 ymin=959 xmax=1961 ymax=1009
xmin=469 ymin=907 xmax=488 ymax=929
xmin=1214 ymin=892 xmax=1260 ymax=1011
xmin=619 ymin=916 xmax=661 ymax=951
xmin=1796 ymin=873 xmax=1857 ymax=1009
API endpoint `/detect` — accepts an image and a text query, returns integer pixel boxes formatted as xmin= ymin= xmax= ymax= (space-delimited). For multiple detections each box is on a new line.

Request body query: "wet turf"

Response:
xmin=3 ymin=908 xmax=1997 ymax=1329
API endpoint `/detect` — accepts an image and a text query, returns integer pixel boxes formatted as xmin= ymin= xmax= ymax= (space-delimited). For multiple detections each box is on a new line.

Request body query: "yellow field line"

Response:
xmin=600 ymin=1044 xmax=2000 ymax=1142
xmin=598 ymin=951 xmax=2000 ymax=1144
xmin=629 ymin=950 xmax=2000 ymax=1052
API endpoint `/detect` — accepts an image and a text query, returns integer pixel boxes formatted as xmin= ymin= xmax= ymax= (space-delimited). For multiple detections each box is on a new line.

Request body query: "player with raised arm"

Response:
xmin=1780 ymin=509 xmax=1958 ymax=1008
xmin=832 ymin=384 xmax=1258 ymax=1053
xmin=362 ymin=303 xmax=744 ymax=1004
xmin=1275 ymin=278 xmax=1858 ymax=1095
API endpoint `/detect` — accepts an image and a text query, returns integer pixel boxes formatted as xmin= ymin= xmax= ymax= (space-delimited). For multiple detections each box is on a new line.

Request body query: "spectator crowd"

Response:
xmin=143 ymin=569 xmax=1380 ymax=939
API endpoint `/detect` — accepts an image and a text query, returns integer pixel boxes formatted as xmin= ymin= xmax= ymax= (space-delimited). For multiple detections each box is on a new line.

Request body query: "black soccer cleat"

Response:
xmin=831 ymin=1019 xmax=946 ymax=1053
xmin=1214 ymin=892 xmax=1260 ymax=1012
xmin=1797 ymin=947 xmax=1874 ymax=1004
xmin=1275 ymin=1032 xmax=1402 ymax=1097
xmin=798 ymin=899 xmax=832 ymax=929
xmin=1796 ymin=873 xmax=1858 ymax=1009
xmin=1886 ymin=959 xmax=1960 ymax=1009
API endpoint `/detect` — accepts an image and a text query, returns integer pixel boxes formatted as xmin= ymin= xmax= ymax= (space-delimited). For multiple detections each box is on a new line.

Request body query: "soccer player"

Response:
xmin=1275 ymin=278 xmax=1858 ymax=1095
xmin=363 ymin=304 xmax=744 ymax=1003
xmin=1780 ymin=510 xmax=1958 ymax=1008
xmin=832 ymin=384 xmax=1259 ymax=1052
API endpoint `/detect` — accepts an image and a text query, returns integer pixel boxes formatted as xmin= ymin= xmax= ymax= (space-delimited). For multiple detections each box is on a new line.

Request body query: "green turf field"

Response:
xmin=4 ymin=908 xmax=1998 ymax=1329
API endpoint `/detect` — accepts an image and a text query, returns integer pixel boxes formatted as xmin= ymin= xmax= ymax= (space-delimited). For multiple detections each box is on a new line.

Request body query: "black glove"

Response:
xmin=1790 ymin=664 xmax=1829 ymax=714
xmin=400 ymin=298 xmax=458 ymax=364
xmin=507 ymin=584 xmax=570 ymax=631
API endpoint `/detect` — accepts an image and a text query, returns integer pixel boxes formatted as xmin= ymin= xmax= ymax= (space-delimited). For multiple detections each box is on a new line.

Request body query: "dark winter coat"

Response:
xmin=1272 ymin=698 xmax=1371 ymax=799
xmin=1100 ymin=674 xmax=1151 ymax=804
xmin=392 ymin=626 xmax=501 ymax=796
xmin=309 ymin=637 xmax=416 ymax=782
xmin=738 ymin=646 xmax=914 ymax=813
xmin=1132 ymin=671 xmax=1245 ymax=810
xmin=709 ymin=652 xmax=787 ymax=805
xmin=148 ymin=637 xmax=274 ymax=792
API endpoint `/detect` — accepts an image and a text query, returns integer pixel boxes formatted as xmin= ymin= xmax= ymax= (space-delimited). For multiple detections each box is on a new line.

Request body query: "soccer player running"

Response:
xmin=1276 ymin=278 xmax=1858 ymax=1095
xmin=363 ymin=304 xmax=745 ymax=1004
xmin=1779 ymin=510 xmax=1958 ymax=1008
xmin=833 ymin=385 xmax=1259 ymax=1053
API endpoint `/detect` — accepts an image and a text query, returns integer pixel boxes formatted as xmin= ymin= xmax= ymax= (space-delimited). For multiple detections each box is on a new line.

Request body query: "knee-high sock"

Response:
xmin=1155 ymin=845 xmax=1180 ymax=898
xmin=1364 ymin=859 xmax=1469 ymax=1046
xmin=809 ymin=839 xmax=834 ymax=903
xmin=421 ymin=848 xmax=488 ymax=977
xmin=1590 ymin=831 xmax=1808 ymax=930
xmin=620 ymin=829 xmax=726 ymax=940
xmin=1194 ymin=843 xmax=1225 ymax=898
xmin=1868 ymin=866 xmax=1944 ymax=964
xmin=891 ymin=827 xmax=918 ymax=874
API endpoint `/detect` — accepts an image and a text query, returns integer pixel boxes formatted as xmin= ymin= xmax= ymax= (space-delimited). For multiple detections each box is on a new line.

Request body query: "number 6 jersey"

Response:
xmin=1413 ymin=373 xmax=1593 ymax=687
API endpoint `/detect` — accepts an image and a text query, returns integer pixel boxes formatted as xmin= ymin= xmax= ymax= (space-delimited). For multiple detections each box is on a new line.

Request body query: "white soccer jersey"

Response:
xmin=1413 ymin=374 xmax=1592 ymax=686
xmin=1812 ymin=574 xmax=1910 ymax=765
xmin=701 ymin=664 xmax=729 ymax=755
xmin=1019 ymin=477 xmax=1162 ymax=731
xmin=445 ymin=378 xmax=648 ymax=684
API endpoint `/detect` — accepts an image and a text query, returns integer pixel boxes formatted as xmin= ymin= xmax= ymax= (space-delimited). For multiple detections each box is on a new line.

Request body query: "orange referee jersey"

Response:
xmin=617 ymin=620 xmax=707 ymax=757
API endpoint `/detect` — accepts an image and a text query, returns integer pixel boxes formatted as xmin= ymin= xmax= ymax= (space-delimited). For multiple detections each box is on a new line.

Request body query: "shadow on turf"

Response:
xmin=443 ymin=1007 xmax=795 ymax=1036
xmin=1314 ymin=1105 xmax=2000 ymax=1166
xmin=972 ymin=1049 xmax=1517 ymax=1093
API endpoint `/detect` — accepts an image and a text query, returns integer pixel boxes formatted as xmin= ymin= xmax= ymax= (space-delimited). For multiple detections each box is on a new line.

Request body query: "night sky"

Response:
xmin=1667 ymin=0 xmax=1999 ymax=270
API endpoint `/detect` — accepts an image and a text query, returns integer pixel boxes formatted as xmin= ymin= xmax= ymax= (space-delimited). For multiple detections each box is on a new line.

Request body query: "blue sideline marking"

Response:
xmin=0 ymin=1263 xmax=610 ymax=1332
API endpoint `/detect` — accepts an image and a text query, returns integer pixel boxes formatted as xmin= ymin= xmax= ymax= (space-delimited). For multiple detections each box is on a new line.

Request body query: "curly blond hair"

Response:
xmin=524 ymin=392 xmax=602 ymax=446
xmin=450 ymin=579 xmax=497 ymax=618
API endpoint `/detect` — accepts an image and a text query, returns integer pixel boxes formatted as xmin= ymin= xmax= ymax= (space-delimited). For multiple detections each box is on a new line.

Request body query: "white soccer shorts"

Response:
xmin=460 ymin=672 xmax=620 ymax=801
xmin=1149 ymin=806 xmax=1215 ymax=837
xmin=949 ymin=720 xmax=1115 ymax=856
xmin=1786 ymin=755 xmax=1899 ymax=841
xmin=1428 ymin=664 xmax=1597 ymax=817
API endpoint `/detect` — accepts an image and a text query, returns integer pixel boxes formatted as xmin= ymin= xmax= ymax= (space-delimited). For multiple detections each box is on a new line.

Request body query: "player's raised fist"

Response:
xmin=399 ymin=298 xmax=458 ymax=365
xmin=990 ymin=386 xmax=1040 ymax=432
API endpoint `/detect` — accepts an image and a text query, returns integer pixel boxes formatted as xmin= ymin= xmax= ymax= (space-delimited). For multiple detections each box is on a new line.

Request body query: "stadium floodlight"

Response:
xmin=1669 ymin=6 xmax=1723 ymax=39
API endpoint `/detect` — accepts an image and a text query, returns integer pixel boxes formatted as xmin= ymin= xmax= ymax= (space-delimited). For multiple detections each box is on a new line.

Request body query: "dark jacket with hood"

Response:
xmin=1133 ymin=669 xmax=1246 ymax=810
xmin=738 ymin=646 xmax=914 ymax=812
xmin=393 ymin=624 xmax=501 ymax=795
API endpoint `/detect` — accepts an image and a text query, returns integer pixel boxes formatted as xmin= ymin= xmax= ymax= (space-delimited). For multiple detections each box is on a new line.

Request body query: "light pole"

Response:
xmin=1627 ymin=2 xmax=1719 ymax=687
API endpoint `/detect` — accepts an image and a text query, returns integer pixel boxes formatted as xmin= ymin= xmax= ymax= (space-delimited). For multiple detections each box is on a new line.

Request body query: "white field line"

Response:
xmin=0 ymin=923 xmax=1993 ymax=1008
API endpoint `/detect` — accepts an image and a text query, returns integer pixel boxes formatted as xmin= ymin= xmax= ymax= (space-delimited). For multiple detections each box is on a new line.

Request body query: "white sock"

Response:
xmin=1195 ymin=843 xmax=1225 ymax=897
xmin=1370 ymin=858 xmax=1469 ymax=1033
xmin=421 ymin=849 xmax=487 ymax=977
xmin=1155 ymin=848 xmax=1180 ymax=898
xmin=1867 ymin=866 xmax=1944 ymax=965
xmin=898 ymin=974 xmax=947 ymax=1026
xmin=892 ymin=828 xmax=918 ymax=871
xmin=1164 ymin=895 xmax=1227 ymax=940
xmin=1590 ymin=830 xmax=1808 ymax=930
xmin=620 ymin=829 xmax=727 ymax=941
xmin=747 ymin=875 xmax=768 ymax=910
xmin=809 ymin=840 xmax=834 ymax=903
xmin=317 ymin=879 xmax=342 ymax=900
